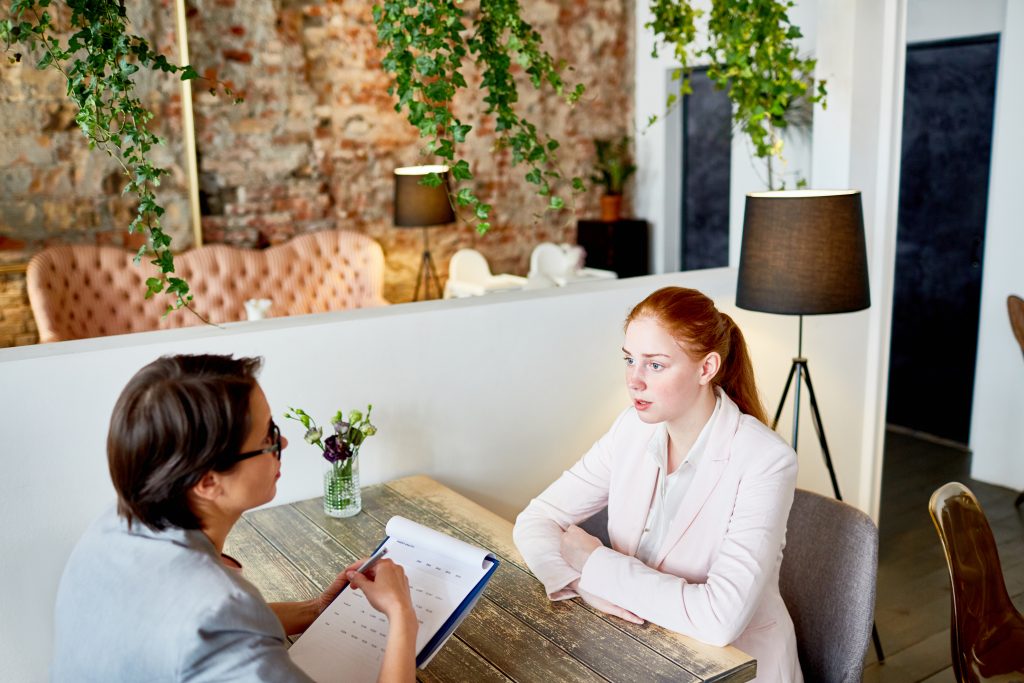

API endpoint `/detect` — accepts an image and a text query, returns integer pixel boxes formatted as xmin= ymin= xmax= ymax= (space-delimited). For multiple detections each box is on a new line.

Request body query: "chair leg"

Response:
xmin=872 ymin=623 xmax=885 ymax=662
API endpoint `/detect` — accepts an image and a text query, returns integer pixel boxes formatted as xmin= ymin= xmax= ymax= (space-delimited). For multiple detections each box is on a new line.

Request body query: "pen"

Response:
xmin=341 ymin=545 xmax=389 ymax=592
xmin=354 ymin=545 xmax=389 ymax=575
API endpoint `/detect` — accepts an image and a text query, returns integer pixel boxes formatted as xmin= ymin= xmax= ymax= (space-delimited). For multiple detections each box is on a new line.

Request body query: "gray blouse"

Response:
xmin=51 ymin=506 xmax=314 ymax=682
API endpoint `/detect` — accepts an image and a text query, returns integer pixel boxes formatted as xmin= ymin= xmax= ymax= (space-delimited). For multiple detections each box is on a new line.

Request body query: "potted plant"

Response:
xmin=590 ymin=136 xmax=637 ymax=222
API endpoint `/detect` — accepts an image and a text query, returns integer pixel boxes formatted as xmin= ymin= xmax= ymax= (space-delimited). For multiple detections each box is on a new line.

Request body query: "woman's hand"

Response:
xmin=570 ymin=578 xmax=644 ymax=625
xmin=347 ymin=559 xmax=418 ymax=683
xmin=314 ymin=558 xmax=371 ymax=615
xmin=346 ymin=558 xmax=415 ymax=622
xmin=560 ymin=524 xmax=602 ymax=572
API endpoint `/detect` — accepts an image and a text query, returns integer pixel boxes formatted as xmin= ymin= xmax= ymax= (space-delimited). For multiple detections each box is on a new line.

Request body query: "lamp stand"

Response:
xmin=412 ymin=226 xmax=443 ymax=301
xmin=772 ymin=315 xmax=886 ymax=663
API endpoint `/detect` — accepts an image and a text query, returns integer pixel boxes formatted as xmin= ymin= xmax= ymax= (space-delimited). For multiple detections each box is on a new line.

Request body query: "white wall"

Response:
xmin=0 ymin=269 xmax=879 ymax=680
xmin=816 ymin=0 xmax=908 ymax=520
xmin=906 ymin=0 xmax=1004 ymax=43
xmin=969 ymin=0 xmax=1024 ymax=487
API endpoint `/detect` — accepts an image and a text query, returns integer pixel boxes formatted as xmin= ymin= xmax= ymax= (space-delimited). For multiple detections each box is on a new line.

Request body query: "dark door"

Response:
xmin=681 ymin=68 xmax=731 ymax=270
xmin=886 ymin=36 xmax=999 ymax=444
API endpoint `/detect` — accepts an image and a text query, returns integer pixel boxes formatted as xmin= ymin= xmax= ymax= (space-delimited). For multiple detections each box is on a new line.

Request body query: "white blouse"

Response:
xmin=634 ymin=394 xmax=721 ymax=566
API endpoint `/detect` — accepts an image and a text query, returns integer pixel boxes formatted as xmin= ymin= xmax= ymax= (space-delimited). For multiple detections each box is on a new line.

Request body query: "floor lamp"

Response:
xmin=735 ymin=189 xmax=885 ymax=661
xmin=394 ymin=165 xmax=456 ymax=301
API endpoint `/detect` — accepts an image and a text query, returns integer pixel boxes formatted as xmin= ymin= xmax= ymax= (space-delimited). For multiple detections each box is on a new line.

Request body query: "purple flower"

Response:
xmin=323 ymin=434 xmax=353 ymax=463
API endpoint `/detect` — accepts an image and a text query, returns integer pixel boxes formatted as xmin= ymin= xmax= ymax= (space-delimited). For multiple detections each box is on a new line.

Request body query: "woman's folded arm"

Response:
xmin=578 ymin=441 xmax=797 ymax=646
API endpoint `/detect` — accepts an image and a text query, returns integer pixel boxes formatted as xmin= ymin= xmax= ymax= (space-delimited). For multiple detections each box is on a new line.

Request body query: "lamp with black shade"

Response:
xmin=736 ymin=188 xmax=884 ymax=661
xmin=394 ymin=165 xmax=456 ymax=301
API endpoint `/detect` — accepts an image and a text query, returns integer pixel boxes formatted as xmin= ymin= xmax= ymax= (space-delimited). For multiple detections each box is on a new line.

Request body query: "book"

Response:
xmin=288 ymin=515 xmax=499 ymax=682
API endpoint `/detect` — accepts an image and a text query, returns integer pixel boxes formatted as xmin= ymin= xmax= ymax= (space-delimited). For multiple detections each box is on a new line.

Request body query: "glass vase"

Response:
xmin=323 ymin=452 xmax=361 ymax=518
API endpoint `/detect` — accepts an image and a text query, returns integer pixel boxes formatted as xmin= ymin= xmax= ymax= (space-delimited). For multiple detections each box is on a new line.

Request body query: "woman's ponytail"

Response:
xmin=715 ymin=314 xmax=768 ymax=426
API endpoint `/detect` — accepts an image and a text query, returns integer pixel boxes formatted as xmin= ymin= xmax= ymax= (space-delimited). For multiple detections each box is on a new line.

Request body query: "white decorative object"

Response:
xmin=444 ymin=249 xmax=527 ymax=298
xmin=244 ymin=298 xmax=273 ymax=320
xmin=528 ymin=242 xmax=617 ymax=286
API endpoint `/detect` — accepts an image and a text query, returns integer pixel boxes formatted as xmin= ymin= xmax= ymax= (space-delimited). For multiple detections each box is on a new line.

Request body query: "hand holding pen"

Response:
xmin=315 ymin=546 xmax=391 ymax=615
xmin=343 ymin=546 xmax=389 ymax=588
xmin=345 ymin=547 xmax=415 ymax=621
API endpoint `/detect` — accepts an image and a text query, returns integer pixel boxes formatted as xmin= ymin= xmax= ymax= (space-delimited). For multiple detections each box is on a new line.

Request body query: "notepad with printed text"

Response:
xmin=288 ymin=515 xmax=499 ymax=682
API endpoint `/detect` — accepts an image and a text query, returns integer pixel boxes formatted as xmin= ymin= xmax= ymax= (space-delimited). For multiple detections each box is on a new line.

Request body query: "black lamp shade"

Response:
xmin=736 ymin=190 xmax=871 ymax=315
xmin=393 ymin=165 xmax=456 ymax=227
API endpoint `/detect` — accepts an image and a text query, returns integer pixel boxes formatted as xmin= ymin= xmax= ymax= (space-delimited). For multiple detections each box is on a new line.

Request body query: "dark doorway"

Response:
xmin=681 ymin=68 xmax=731 ymax=270
xmin=886 ymin=36 xmax=999 ymax=444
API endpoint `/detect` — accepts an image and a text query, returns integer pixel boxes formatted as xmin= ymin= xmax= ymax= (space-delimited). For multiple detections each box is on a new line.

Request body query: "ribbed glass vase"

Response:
xmin=323 ymin=451 xmax=360 ymax=518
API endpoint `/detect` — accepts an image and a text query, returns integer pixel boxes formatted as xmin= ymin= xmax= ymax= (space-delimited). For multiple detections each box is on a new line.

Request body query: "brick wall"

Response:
xmin=0 ymin=271 xmax=37 ymax=347
xmin=0 ymin=1 xmax=192 ymax=257
xmin=0 ymin=0 xmax=192 ymax=347
xmin=0 ymin=0 xmax=634 ymax=347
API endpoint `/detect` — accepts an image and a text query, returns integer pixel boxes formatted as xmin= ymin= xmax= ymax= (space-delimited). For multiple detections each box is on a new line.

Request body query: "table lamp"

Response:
xmin=394 ymin=165 xmax=456 ymax=301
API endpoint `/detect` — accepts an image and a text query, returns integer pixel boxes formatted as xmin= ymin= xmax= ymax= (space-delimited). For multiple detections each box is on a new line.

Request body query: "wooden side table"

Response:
xmin=576 ymin=219 xmax=650 ymax=278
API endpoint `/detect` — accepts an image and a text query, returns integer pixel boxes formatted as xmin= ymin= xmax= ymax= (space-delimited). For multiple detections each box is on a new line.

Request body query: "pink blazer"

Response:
xmin=513 ymin=390 xmax=802 ymax=683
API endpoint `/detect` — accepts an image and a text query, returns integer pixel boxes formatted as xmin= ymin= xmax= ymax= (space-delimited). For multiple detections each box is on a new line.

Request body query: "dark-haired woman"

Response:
xmin=513 ymin=287 xmax=802 ymax=682
xmin=52 ymin=355 xmax=417 ymax=682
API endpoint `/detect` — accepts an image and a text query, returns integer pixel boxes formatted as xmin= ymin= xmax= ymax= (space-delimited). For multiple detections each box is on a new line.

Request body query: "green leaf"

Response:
xmin=451 ymin=159 xmax=473 ymax=181
xmin=419 ymin=172 xmax=443 ymax=188
xmin=145 ymin=277 xmax=164 ymax=298
xmin=451 ymin=123 xmax=471 ymax=143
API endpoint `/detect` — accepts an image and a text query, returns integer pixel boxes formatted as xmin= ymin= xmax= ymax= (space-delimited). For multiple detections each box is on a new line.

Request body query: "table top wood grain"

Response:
xmin=225 ymin=475 xmax=756 ymax=683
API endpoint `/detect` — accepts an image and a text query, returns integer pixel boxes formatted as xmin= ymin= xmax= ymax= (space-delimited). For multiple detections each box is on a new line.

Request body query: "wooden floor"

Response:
xmin=862 ymin=428 xmax=1024 ymax=682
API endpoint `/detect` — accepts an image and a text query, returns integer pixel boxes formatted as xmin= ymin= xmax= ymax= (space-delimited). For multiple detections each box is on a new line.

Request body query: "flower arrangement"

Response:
xmin=285 ymin=404 xmax=376 ymax=517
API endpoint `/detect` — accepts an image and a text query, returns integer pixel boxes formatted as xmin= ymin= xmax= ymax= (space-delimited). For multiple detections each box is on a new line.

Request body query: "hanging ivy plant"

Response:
xmin=1 ymin=0 xmax=233 ymax=313
xmin=647 ymin=0 xmax=826 ymax=189
xmin=372 ymin=0 xmax=586 ymax=233
xmin=3 ymin=0 xmax=822 ymax=308
xmin=3 ymin=0 xmax=586 ymax=314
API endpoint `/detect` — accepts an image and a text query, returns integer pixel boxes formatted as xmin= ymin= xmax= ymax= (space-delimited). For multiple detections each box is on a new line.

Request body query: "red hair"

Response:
xmin=625 ymin=287 xmax=768 ymax=425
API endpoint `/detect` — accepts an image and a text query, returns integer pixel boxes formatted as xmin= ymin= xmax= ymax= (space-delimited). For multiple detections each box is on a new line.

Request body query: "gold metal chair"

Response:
xmin=929 ymin=482 xmax=1024 ymax=682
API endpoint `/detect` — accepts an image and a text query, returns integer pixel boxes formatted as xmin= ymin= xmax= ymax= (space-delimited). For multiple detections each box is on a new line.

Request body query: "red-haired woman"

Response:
xmin=513 ymin=287 xmax=802 ymax=682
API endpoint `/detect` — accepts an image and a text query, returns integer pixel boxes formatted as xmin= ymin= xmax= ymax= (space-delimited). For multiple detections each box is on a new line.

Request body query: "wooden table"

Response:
xmin=226 ymin=476 xmax=756 ymax=683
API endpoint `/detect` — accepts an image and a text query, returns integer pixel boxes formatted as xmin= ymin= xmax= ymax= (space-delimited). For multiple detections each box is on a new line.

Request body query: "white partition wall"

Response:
xmin=0 ymin=269 xmax=882 ymax=680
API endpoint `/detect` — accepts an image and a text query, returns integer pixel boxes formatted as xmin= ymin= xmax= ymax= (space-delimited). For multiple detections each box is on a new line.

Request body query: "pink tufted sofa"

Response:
xmin=26 ymin=230 xmax=389 ymax=343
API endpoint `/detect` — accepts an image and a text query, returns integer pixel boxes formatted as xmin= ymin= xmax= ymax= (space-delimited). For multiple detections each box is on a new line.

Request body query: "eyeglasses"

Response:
xmin=234 ymin=420 xmax=282 ymax=463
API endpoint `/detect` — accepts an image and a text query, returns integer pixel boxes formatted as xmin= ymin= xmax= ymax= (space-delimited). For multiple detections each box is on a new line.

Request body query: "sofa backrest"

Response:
xmin=26 ymin=230 xmax=389 ymax=343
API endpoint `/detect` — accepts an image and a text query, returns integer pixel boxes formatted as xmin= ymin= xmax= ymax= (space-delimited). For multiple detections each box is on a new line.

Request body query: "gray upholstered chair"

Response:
xmin=578 ymin=506 xmax=610 ymax=545
xmin=579 ymin=489 xmax=879 ymax=682
xmin=780 ymin=489 xmax=879 ymax=683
